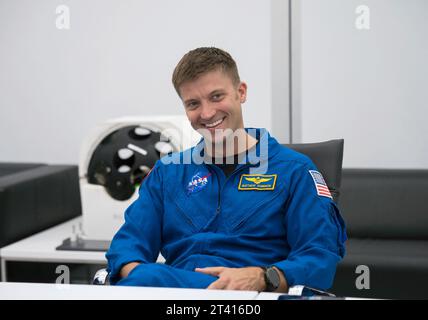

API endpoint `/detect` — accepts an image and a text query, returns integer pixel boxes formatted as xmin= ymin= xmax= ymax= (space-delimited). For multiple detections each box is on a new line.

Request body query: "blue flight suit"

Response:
xmin=106 ymin=128 xmax=347 ymax=290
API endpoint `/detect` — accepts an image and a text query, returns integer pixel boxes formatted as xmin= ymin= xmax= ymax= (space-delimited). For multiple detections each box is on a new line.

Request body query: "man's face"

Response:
xmin=179 ymin=69 xmax=247 ymax=145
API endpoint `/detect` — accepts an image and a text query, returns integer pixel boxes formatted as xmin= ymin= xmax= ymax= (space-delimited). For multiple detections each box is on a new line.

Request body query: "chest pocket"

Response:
xmin=165 ymin=174 xmax=218 ymax=233
xmin=223 ymin=174 xmax=287 ymax=233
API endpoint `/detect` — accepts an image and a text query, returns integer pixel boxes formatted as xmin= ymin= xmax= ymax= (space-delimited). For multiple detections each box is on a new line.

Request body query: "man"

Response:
xmin=106 ymin=47 xmax=346 ymax=292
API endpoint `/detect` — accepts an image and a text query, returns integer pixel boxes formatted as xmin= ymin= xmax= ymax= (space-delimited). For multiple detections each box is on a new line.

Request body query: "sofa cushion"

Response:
xmin=333 ymin=238 xmax=428 ymax=299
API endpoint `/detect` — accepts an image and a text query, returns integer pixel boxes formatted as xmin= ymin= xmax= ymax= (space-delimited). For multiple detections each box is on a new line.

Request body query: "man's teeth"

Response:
xmin=205 ymin=118 xmax=223 ymax=128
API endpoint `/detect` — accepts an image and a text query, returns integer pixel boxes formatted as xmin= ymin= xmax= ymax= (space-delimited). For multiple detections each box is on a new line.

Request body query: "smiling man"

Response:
xmin=106 ymin=47 xmax=347 ymax=293
xmin=177 ymin=57 xmax=255 ymax=157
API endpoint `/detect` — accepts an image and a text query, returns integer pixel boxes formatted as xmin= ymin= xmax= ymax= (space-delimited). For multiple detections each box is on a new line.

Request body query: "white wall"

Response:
xmin=0 ymin=0 xmax=282 ymax=164
xmin=292 ymin=0 xmax=428 ymax=169
xmin=3 ymin=0 xmax=426 ymax=169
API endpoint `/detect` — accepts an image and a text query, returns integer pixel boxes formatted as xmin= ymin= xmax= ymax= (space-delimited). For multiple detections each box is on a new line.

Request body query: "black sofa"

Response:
xmin=332 ymin=169 xmax=428 ymax=299
xmin=0 ymin=163 xmax=82 ymax=249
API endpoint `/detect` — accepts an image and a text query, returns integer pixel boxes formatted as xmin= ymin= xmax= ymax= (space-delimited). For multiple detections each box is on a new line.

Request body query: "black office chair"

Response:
xmin=284 ymin=139 xmax=344 ymax=203
xmin=93 ymin=139 xmax=345 ymax=285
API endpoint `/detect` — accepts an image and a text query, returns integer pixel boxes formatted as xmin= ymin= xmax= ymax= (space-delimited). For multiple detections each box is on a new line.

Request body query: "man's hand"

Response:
xmin=120 ymin=262 xmax=141 ymax=279
xmin=195 ymin=266 xmax=266 ymax=291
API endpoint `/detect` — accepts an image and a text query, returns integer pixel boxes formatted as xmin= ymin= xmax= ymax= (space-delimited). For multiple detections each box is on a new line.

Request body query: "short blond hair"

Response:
xmin=172 ymin=47 xmax=241 ymax=96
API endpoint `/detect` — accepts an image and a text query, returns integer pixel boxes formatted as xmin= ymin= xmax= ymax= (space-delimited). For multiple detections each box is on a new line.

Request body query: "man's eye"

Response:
xmin=212 ymin=94 xmax=223 ymax=101
xmin=186 ymin=102 xmax=198 ymax=109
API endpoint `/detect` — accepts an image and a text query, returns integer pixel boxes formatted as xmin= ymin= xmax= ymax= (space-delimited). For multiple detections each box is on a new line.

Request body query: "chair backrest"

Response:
xmin=283 ymin=139 xmax=344 ymax=202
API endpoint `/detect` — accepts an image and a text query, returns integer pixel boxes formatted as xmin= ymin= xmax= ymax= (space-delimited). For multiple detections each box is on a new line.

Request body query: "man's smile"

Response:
xmin=202 ymin=116 xmax=226 ymax=129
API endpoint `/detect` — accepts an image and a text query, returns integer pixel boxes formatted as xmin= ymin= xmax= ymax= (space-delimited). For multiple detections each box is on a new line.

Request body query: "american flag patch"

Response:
xmin=309 ymin=170 xmax=332 ymax=199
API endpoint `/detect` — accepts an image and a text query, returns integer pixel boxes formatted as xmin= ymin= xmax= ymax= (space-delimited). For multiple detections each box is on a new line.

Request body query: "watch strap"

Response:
xmin=261 ymin=266 xmax=279 ymax=292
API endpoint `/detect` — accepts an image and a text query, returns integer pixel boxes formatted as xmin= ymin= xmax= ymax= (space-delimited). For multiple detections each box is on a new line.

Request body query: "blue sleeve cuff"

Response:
xmin=273 ymin=247 xmax=341 ymax=290
xmin=106 ymin=251 xmax=144 ymax=285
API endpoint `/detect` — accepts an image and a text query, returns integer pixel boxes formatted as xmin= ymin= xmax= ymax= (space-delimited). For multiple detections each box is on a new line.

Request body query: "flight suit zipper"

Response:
xmin=209 ymin=163 xmax=252 ymax=217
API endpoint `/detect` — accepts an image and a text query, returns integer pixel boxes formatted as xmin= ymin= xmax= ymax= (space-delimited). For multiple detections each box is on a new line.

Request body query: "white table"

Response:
xmin=0 ymin=217 xmax=165 ymax=282
xmin=0 ymin=282 xmax=372 ymax=300
xmin=254 ymin=292 xmax=285 ymax=300
xmin=0 ymin=282 xmax=259 ymax=300
xmin=0 ymin=217 xmax=105 ymax=282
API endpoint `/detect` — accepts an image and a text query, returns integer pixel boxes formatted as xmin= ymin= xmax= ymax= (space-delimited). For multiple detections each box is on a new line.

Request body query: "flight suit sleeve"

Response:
xmin=273 ymin=162 xmax=347 ymax=290
xmin=106 ymin=161 xmax=164 ymax=284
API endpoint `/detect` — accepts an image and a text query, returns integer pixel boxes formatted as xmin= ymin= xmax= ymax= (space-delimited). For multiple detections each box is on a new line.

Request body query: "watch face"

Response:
xmin=266 ymin=267 xmax=280 ymax=290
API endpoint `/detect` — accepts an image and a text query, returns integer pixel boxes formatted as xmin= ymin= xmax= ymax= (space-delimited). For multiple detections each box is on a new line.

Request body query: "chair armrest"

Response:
xmin=93 ymin=268 xmax=110 ymax=285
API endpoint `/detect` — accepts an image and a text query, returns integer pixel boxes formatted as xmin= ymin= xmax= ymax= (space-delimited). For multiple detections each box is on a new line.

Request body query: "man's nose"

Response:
xmin=199 ymin=102 xmax=216 ymax=120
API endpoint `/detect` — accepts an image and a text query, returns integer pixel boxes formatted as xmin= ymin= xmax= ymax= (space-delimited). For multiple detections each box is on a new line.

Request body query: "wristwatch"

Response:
xmin=261 ymin=266 xmax=280 ymax=292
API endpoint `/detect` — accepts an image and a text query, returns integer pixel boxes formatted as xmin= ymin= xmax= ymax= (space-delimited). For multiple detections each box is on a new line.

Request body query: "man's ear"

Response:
xmin=238 ymin=82 xmax=247 ymax=103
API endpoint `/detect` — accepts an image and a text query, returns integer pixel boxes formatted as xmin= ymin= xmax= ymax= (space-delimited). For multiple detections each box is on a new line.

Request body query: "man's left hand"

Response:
xmin=195 ymin=266 xmax=265 ymax=291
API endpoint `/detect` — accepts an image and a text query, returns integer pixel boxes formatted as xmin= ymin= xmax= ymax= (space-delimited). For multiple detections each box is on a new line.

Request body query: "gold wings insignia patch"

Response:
xmin=244 ymin=177 xmax=272 ymax=185
xmin=239 ymin=174 xmax=277 ymax=190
